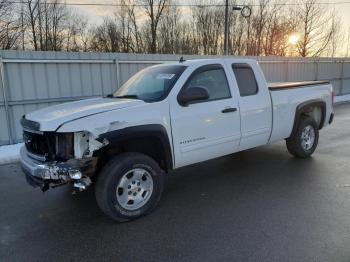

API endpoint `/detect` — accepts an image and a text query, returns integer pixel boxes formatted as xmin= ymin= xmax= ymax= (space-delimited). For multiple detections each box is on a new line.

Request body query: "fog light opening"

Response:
xmin=68 ymin=169 xmax=82 ymax=180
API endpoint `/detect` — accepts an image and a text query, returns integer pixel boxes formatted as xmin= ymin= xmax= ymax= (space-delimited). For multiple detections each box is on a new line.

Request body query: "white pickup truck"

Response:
xmin=20 ymin=58 xmax=334 ymax=221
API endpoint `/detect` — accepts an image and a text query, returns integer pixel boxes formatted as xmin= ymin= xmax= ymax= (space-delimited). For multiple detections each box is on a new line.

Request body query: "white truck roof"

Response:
xmin=172 ymin=58 xmax=258 ymax=67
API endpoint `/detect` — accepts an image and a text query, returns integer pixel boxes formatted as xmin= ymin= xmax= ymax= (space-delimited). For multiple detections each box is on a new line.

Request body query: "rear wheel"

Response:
xmin=95 ymin=152 xmax=164 ymax=222
xmin=286 ymin=116 xmax=319 ymax=158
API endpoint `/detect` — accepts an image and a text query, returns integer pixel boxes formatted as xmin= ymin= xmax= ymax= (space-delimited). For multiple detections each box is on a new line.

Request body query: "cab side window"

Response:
xmin=232 ymin=63 xmax=258 ymax=97
xmin=185 ymin=65 xmax=231 ymax=101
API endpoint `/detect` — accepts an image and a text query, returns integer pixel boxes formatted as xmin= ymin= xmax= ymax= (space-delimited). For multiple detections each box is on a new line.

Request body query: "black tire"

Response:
xmin=286 ymin=116 xmax=319 ymax=158
xmin=95 ymin=152 xmax=164 ymax=222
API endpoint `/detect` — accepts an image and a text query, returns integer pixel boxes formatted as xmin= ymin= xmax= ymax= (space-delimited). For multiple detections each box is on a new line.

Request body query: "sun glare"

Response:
xmin=288 ymin=34 xmax=299 ymax=45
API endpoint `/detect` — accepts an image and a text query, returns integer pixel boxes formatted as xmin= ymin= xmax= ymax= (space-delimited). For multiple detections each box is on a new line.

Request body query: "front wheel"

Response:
xmin=95 ymin=152 xmax=164 ymax=222
xmin=286 ymin=116 xmax=319 ymax=158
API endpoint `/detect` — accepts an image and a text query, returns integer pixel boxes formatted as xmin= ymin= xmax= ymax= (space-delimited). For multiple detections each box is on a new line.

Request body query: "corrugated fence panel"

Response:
xmin=46 ymin=63 xmax=61 ymax=98
xmin=259 ymin=62 xmax=287 ymax=82
xmin=318 ymin=61 xmax=343 ymax=95
xmin=342 ymin=62 xmax=350 ymax=94
xmin=0 ymin=50 xmax=349 ymax=145
xmin=11 ymin=103 xmax=37 ymax=143
xmin=330 ymin=80 xmax=341 ymax=96
xmin=0 ymin=73 xmax=4 ymax=103
xmin=0 ymin=106 xmax=9 ymax=145
xmin=287 ymin=62 xmax=317 ymax=81
xmin=318 ymin=61 xmax=342 ymax=80
xmin=0 ymin=54 xmax=10 ymax=145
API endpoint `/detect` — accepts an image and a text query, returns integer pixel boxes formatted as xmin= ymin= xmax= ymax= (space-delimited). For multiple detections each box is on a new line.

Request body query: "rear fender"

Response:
xmin=290 ymin=99 xmax=326 ymax=137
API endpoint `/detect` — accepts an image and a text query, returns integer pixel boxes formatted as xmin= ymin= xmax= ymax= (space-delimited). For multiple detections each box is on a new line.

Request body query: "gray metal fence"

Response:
xmin=1 ymin=50 xmax=350 ymax=145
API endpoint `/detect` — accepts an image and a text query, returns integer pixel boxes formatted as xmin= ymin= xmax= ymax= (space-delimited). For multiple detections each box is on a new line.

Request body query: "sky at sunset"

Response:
xmin=70 ymin=0 xmax=350 ymax=54
xmin=71 ymin=0 xmax=350 ymax=25
xmin=334 ymin=1 xmax=350 ymax=25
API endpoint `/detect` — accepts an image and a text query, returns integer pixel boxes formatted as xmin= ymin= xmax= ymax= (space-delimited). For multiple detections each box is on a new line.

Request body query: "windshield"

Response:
xmin=113 ymin=65 xmax=187 ymax=102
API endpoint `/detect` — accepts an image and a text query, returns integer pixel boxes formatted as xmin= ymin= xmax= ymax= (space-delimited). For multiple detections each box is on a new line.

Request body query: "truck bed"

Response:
xmin=268 ymin=81 xmax=330 ymax=91
xmin=268 ymin=80 xmax=333 ymax=144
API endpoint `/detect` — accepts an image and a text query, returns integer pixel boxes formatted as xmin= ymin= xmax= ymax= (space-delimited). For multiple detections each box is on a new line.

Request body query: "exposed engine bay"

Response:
xmin=22 ymin=129 xmax=108 ymax=191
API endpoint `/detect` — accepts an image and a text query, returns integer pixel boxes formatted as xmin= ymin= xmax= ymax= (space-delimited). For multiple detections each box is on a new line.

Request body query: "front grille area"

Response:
xmin=23 ymin=131 xmax=49 ymax=157
xmin=23 ymin=131 xmax=74 ymax=161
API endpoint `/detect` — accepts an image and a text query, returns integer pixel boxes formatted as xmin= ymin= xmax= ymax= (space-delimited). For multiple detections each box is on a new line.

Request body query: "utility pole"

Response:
xmin=21 ymin=3 xmax=25 ymax=50
xmin=224 ymin=3 xmax=251 ymax=56
xmin=224 ymin=0 xmax=229 ymax=55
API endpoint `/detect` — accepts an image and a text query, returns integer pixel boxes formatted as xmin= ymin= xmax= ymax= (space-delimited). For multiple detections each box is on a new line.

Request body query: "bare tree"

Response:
xmin=117 ymin=2 xmax=133 ymax=52
xmin=23 ymin=0 xmax=39 ymax=50
xmin=21 ymin=0 xmax=68 ymax=51
xmin=296 ymin=0 xmax=335 ymax=57
xmin=90 ymin=18 xmax=123 ymax=52
xmin=328 ymin=12 xmax=342 ymax=57
xmin=0 ymin=0 xmax=344 ymax=57
xmin=192 ymin=5 xmax=224 ymax=55
xmin=345 ymin=27 xmax=350 ymax=57
xmin=128 ymin=3 xmax=143 ymax=52
xmin=263 ymin=2 xmax=295 ymax=56
xmin=0 ymin=1 xmax=21 ymax=49
xmin=228 ymin=10 xmax=245 ymax=55
xmin=252 ymin=0 xmax=270 ymax=56
xmin=66 ymin=14 xmax=90 ymax=52
xmin=140 ymin=0 xmax=167 ymax=53
xmin=158 ymin=4 xmax=181 ymax=54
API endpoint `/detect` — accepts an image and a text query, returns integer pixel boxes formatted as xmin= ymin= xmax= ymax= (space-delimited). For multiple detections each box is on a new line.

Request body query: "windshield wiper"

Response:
xmin=113 ymin=94 xmax=140 ymax=100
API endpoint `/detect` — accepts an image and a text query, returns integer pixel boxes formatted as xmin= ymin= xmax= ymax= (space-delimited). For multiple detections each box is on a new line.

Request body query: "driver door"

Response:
xmin=170 ymin=64 xmax=241 ymax=168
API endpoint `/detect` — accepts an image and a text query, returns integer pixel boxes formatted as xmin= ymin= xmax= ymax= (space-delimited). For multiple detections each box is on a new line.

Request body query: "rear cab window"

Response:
xmin=232 ymin=63 xmax=259 ymax=97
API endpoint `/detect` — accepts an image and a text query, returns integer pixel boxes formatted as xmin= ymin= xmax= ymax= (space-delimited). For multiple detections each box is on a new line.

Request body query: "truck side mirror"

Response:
xmin=178 ymin=86 xmax=209 ymax=106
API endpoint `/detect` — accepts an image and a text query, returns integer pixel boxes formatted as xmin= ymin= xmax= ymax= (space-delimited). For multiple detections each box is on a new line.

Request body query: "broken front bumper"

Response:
xmin=20 ymin=146 xmax=96 ymax=191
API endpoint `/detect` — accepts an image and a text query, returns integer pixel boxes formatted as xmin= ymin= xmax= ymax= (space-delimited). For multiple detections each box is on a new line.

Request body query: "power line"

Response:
xmin=7 ymin=1 xmax=350 ymax=7
xmin=1 ymin=1 xmax=230 ymax=7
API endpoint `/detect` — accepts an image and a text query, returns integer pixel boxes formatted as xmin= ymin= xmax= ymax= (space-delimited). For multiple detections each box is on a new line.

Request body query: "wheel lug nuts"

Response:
xmin=132 ymin=181 xmax=135 ymax=184
xmin=137 ymin=182 xmax=140 ymax=186
xmin=133 ymin=192 xmax=137 ymax=196
xmin=128 ymin=191 xmax=132 ymax=195
xmin=138 ymin=188 xmax=141 ymax=192
xmin=128 ymin=185 xmax=131 ymax=189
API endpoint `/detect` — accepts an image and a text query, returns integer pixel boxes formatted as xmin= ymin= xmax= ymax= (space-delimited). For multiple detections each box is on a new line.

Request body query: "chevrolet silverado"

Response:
xmin=20 ymin=58 xmax=334 ymax=221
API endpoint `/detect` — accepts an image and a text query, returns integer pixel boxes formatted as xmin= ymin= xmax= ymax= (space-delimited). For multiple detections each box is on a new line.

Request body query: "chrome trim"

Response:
xmin=20 ymin=146 xmax=94 ymax=192
xmin=26 ymin=150 xmax=46 ymax=162
xmin=23 ymin=128 xmax=43 ymax=135
xmin=20 ymin=146 xmax=47 ymax=179
xmin=20 ymin=146 xmax=61 ymax=180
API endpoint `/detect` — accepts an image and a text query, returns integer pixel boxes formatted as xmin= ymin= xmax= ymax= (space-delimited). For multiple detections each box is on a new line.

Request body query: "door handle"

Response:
xmin=221 ymin=107 xmax=237 ymax=113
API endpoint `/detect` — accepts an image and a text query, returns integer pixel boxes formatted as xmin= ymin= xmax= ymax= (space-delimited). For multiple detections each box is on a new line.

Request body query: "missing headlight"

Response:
xmin=74 ymin=131 xmax=108 ymax=159
xmin=55 ymin=133 xmax=74 ymax=160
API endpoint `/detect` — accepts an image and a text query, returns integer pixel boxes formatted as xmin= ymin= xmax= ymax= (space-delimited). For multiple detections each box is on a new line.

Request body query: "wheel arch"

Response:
xmin=290 ymin=99 xmax=326 ymax=137
xmin=95 ymin=124 xmax=173 ymax=172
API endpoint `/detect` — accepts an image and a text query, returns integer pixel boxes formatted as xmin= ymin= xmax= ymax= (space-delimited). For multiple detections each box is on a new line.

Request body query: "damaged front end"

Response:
xmin=20 ymin=128 xmax=107 ymax=192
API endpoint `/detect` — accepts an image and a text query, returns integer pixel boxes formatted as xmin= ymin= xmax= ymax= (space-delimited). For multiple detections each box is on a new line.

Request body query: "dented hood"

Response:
xmin=25 ymin=97 xmax=144 ymax=131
